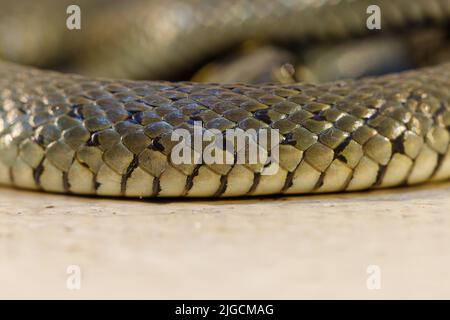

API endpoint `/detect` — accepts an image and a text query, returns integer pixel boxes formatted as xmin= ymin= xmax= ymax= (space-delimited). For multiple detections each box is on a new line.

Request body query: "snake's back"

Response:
xmin=0 ymin=61 xmax=449 ymax=197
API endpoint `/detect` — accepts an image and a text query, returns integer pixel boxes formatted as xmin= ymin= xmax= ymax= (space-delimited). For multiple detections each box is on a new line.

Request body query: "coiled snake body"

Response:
xmin=0 ymin=0 xmax=450 ymax=197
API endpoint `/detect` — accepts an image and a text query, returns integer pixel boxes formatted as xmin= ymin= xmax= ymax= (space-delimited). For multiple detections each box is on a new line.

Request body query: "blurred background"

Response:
xmin=0 ymin=0 xmax=449 ymax=84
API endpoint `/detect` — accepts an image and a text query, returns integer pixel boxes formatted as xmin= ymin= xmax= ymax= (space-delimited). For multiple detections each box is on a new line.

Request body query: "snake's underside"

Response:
xmin=0 ymin=0 xmax=450 ymax=197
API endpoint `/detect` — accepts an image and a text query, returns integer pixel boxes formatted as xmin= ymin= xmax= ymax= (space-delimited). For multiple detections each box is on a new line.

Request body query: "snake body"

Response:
xmin=0 ymin=0 xmax=450 ymax=197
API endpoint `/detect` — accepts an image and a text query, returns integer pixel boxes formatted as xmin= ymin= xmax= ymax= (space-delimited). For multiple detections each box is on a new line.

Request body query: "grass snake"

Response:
xmin=0 ymin=0 xmax=450 ymax=197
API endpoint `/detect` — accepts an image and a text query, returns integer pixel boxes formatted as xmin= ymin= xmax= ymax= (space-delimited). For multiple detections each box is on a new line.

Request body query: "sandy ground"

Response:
xmin=0 ymin=182 xmax=450 ymax=299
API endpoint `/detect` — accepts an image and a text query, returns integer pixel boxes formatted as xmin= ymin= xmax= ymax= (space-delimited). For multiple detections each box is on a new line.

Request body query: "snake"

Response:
xmin=0 ymin=0 xmax=450 ymax=197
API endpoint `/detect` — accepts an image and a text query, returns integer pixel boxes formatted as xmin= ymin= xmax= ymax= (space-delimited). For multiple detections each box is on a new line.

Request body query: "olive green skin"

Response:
xmin=0 ymin=62 xmax=449 ymax=197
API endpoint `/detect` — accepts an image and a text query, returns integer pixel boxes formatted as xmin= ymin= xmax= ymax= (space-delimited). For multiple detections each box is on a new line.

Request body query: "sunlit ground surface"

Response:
xmin=1 ymin=182 xmax=450 ymax=299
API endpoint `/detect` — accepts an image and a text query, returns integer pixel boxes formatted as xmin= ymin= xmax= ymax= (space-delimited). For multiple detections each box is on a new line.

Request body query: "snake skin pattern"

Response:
xmin=0 ymin=0 xmax=450 ymax=197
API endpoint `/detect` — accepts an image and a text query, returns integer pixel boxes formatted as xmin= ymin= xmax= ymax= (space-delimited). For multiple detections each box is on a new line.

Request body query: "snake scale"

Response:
xmin=0 ymin=0 xmax=450 ymax=197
